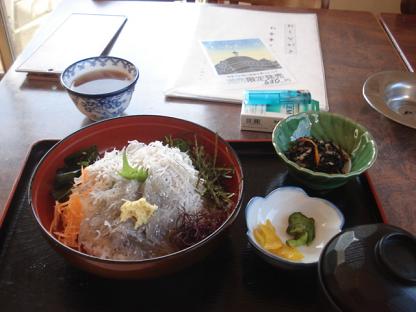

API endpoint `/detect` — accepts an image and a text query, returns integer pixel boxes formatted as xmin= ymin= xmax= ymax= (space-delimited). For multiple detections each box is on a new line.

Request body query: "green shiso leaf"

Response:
xmin=119 ymin=150 xmax=148 ymax=182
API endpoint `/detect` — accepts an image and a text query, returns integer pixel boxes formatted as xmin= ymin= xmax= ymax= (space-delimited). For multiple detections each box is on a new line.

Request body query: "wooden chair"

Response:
xmin=208 ymin=0 xmax=330 ymax=9
xmin=401 ymin=0 xmax=416 ymax=14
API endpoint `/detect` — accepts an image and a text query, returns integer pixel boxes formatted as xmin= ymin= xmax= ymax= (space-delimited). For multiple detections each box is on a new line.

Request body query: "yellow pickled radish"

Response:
xmin=275 ymin=244 xmax=304 ymax=261
xmin=253 ymin=228 xmax=266 ymax=246
xmin=253 ymin=219 xmax=304 ymax=261
xmin=262 ymin=220 xmax=284 ymax=250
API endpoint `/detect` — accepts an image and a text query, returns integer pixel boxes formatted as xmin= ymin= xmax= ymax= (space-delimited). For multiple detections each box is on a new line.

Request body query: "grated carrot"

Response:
xmin=50 ymin=168 xmax=89 ymax=250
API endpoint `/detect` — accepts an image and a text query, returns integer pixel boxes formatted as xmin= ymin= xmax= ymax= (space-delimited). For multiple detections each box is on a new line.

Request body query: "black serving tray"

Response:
xmin=0 ymin=140 xmax=383 ymax=312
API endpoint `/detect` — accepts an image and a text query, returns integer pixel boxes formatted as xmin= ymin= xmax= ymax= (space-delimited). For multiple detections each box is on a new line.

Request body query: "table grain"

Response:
xmin=0 ymin=1 xmax=414 ymax=235
xmin=380 ymin=13 xmax=416 ymax=72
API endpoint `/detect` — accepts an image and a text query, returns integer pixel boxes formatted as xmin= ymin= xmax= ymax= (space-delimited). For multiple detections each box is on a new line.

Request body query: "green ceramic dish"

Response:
xmin=272 ymin=111 xmax=377 ymax=190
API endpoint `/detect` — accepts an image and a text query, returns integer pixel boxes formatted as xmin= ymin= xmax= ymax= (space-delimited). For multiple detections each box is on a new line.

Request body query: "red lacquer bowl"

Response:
xmin=29 ymin=115 xmax=244 ymax=279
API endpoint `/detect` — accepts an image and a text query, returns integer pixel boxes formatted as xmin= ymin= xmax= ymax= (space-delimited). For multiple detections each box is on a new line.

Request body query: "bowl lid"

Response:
xmin=319 ymin=224 xmax=416 ymax=311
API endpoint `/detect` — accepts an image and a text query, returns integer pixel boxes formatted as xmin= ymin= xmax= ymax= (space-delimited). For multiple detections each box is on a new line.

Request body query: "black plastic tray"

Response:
xmin=0 ymin=140 xmax=383 ymax=312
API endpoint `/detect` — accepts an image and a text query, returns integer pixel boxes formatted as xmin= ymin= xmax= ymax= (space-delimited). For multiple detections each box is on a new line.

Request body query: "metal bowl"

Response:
xmin=29 ymin=115 xmax=244 ymax=279
xmin=363 ymin=70 xmax=416 ymax=129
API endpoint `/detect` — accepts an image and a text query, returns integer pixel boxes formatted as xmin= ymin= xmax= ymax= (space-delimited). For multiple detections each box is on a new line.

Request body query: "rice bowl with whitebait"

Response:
xmin=50 ymin=139 xmax=232 ymax=260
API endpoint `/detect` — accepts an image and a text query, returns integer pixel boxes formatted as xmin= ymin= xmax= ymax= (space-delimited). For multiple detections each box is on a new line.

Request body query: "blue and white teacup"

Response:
xmin=61 ymin=56 xmax=139 ymax=121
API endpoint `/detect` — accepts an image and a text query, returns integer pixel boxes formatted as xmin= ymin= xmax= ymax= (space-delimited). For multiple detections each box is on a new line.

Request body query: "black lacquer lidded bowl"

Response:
xmin=319 ymin=224 xmax=416 ymax=312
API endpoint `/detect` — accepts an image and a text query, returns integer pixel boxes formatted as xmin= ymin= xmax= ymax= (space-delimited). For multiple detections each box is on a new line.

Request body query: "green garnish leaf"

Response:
xmin=53 ymin=145 xmax=99 ymax=202
xmin=119 ymin=150 xmax=148 ymax=182
xmin=64 ymin=145 xmax=98 ymax=168
xmin=165 ymin=136 xmax=190 ymax=153
xmin=164 ymin=135 xmax=234 ymax=210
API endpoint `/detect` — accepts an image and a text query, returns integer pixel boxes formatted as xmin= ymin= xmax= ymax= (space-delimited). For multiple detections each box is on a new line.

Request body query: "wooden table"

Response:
xmin=0 ymin=1 xmax=414 ymax=234
xmin=380 ymin=13 xmax=416 ymax=71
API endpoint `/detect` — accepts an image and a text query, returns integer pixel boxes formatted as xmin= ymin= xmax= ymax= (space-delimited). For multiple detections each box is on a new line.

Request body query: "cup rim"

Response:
xmin=60 ymin=56 xmax=140 ymax=99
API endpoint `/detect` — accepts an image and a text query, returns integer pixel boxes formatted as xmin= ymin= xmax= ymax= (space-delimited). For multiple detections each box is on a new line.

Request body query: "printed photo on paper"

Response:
xmin=201 ymin=38 xmax=294 ymax=87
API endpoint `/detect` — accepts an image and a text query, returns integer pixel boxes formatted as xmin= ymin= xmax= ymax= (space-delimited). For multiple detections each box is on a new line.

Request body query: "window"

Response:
xmin=0 ymin=0 xmax=60 ymax=75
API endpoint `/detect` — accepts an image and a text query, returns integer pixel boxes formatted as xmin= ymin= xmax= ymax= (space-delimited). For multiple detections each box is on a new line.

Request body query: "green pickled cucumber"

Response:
xmin=286 ymin=212 xmax=315 ymax=246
